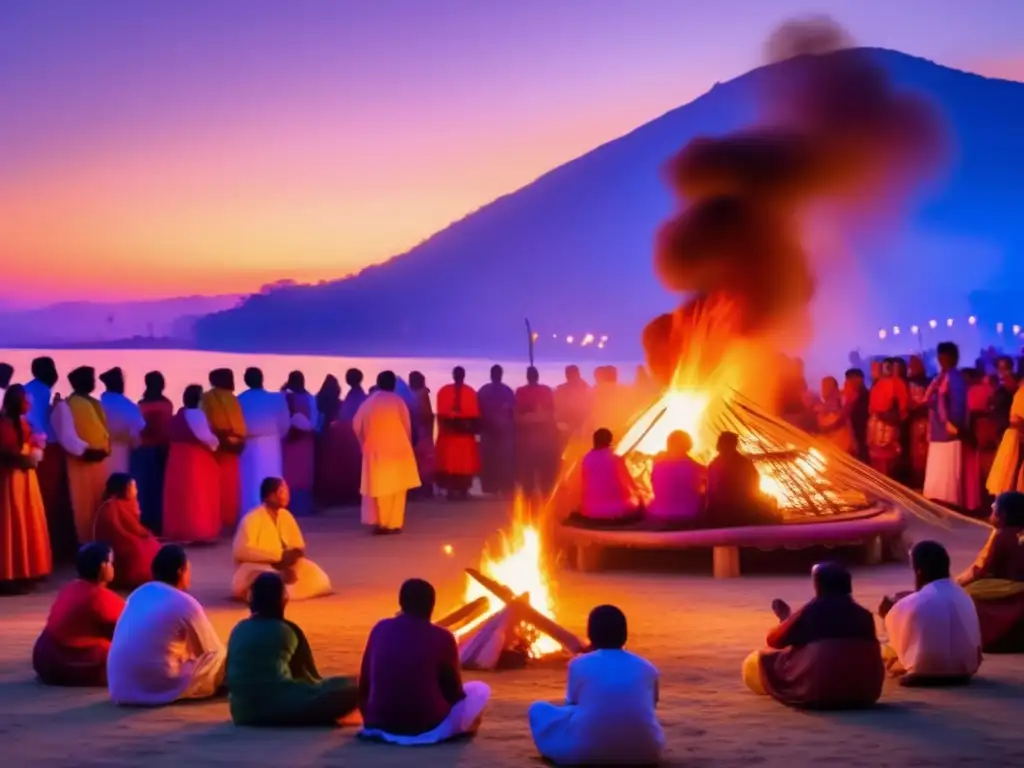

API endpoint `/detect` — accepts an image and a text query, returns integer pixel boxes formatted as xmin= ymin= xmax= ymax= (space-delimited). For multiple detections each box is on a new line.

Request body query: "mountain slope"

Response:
xmin=194 ymin=49 xmax=1024 ymax=370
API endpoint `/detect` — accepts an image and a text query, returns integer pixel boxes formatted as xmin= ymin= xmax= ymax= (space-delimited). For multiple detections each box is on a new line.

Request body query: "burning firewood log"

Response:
xmin=465 ymin=567 xmax=586 ymax=655
xmin=459 ymin=599 xmax=528 ymax=670
xmin=436 ymin=596 xmax=489 ymax=632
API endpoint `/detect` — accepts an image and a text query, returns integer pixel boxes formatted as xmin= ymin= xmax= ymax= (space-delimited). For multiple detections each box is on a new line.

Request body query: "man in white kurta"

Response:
xmin=231 ymin=477 xmax=331 ymax=601
xmin=100 ymin=367 xmax=145 ymax=475
xmin=882 ymin=540 xmax=982 ymax=682
xmin=238 ymin=368 xmax=291 ymax=515
xmin=353 ymin=371 xmax=421 ymax=533
xmin=107 ymin=545 xmax=226 ymax=705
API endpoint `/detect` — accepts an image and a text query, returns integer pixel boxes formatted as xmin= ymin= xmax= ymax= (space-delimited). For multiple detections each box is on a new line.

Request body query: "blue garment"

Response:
xmin=928 ymin=369 xmax=967 ymax=443
xmin=130 ymin=445 xmax=168 ymax=535
xmin=478 ymin=382 xmax=516 ymax=494
xmin=24 ymin=379 xmax=56 ymax=442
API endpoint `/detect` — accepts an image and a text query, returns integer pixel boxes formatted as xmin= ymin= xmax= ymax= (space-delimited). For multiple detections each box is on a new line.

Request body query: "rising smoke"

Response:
xmin=644 ymin=17 xmax=946 ymax=383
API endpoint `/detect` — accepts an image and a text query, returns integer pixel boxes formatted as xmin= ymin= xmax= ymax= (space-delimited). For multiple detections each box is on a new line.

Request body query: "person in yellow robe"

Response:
xmin=202 ymin=369 xmax=247 ymax=530
xmin=231 ymin=477 xmax=331 ymax=602
xmin=51 ymin=367 xmax=110 ymax=544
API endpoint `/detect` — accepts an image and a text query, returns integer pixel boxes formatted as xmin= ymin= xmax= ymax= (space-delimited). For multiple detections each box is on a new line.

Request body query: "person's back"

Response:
xmin=361 ymin=614 xmax=459 ymax=735
xmin=886 ymin=578 xmax=981 ymax=679
xmin=580 ymin=447 xmax=635 ymax=521
xmin=560 ymin=650 xmax=662 ymax=763
xmin=649 ymin=454 xmax=705 ymax=525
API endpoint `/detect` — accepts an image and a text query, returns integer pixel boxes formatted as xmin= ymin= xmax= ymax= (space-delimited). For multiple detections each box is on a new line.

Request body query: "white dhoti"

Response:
xmin=360 ymin=492 xmax=407 ymax=530
xmin=923 ymin=439 xmax=963 ymax=506
xmin=179 ymin=648 xmax=229 ymax=700
xmin=359 ymin=681 xmax=491 ymax=745
xmin=231 ymin=558 xmax=332 ymax=602
xmin=240 ymin=435 xmax=284 ymax=515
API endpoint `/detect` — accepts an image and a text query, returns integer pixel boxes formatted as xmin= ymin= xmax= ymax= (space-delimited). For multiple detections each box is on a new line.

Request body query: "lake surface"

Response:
xmin=0 ymin=348 xmax=638 ymax=402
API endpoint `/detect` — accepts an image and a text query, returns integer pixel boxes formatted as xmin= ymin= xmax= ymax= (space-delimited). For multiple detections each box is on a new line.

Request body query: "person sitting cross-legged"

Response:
xmin=231 ymin=477 xmax=331 ymax=602
xmin=742 ymin=562 xmax=883 ymax=709
xmin=574 ymin=428 xmax=641 ymax=527
xmin=32 ymin=543 xmax=125 ymax=687
xmin=227 ymin=571 xmax=359 ymax=726
xmin=92 ymin=472 xmax=161 ymax=591
xmin=957 ymin=491 xmax=1024 ymax=652
xmin=529 ymin=604 xmax=664 ymax=766
xmin=880 ymin=540 xmax=982 ymax=685
xmin=647 ymin=430 xmax=706 ymax=529
xmin=358 ymin=578 xmax=490 ymax=745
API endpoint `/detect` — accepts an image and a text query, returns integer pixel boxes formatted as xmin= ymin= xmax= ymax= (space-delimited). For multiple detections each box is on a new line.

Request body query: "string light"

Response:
xmin=968 ymin=316 xmax=977 ymax=326
xmin=946 ymin=318 xmax=954 ymax=327
xmin=997 ymin=322 xmax=1005 ymax=334
xmin=929 ymin=319 xmax=938 ymax=329
xmin=911 ymin=325 xmax=920 ymax=334
xmin=878 ymin=329 xmax=887 ymax=340
xmin=566 ymin=335 xmax=575 ymax=344
xmin=892 ymin=326 xmax=901 ymax=336
xmin=1014 ymin=325 xmax=1021 ymax=336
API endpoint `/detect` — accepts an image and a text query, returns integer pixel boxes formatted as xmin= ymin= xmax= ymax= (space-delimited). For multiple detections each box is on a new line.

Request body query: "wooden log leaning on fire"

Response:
xmin=465 ymin=567 xmax=586 ymax=655
xmin=459 ymin=596 xmax=529 ymax=670
xmin=436 ymin=596 xmax=489 ymax=632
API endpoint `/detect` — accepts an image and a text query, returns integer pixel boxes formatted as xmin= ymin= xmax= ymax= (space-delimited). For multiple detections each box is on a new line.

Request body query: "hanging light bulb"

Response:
xmin=968 ymin=316 xmax=977 ymax=326
xmin=911 ymin=325 xmax=920 ymax=335
xmin=1014 ymin=325 xmax=1021 ymax=337
xmin=946 ymin=318 xmax=954 ymax=327
xmin=893 ymin=326 xmax=901 ymax=336
xmin=929 ymin=319 xmax=938 ymax=329
xmin=878 ymin=329 xmax=888 ymax=340
xmin=566 ymin=335 xmax=575 ymax=344
xmin=997 ymin=322 xmax=1005 ymax=334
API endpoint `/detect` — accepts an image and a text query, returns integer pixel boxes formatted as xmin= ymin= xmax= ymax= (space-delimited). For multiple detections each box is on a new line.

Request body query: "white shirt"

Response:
xmin=885 ymin=578 xmax=982 ymax=678
xmin=183 ymin=408 xmax=220 ymax=451
xmin=238 ymin=388 xmax=290 ymax=438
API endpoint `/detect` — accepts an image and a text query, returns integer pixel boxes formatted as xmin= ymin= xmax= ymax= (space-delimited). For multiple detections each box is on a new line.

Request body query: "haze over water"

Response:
xmin=0 ymin=349 xmax=633 ymax=402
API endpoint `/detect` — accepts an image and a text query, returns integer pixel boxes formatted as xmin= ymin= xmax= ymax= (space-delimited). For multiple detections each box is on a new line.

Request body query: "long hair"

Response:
xmin=1 ymin=384 xmax=26 ymax=447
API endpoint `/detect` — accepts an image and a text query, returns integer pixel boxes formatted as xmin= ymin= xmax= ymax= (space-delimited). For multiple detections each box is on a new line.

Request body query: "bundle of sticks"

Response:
xmin=435 ymin=568 xmax=585 ymax=671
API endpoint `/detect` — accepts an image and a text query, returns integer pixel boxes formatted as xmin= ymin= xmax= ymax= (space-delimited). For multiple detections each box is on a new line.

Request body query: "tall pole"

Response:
xmin=525 ymin=318 xmax=535 ymax=367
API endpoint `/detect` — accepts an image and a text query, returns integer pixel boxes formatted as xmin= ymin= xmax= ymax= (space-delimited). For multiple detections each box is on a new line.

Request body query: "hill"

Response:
xmin=194 ymin=49 xmax=1024 ymax=373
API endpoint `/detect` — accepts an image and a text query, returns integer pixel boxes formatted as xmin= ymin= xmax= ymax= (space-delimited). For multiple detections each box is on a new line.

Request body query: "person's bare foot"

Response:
xmin=771 ymin=599 xmax=792 ymax=621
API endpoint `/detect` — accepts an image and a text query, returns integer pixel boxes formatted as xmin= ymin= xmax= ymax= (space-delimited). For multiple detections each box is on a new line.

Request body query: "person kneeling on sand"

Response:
xmin=879 ymin=540 xmax=982 ymax=685
xmin=574 ymin=429 xmax=641 ymax=527
xmin=227 ymin=572 xmax=359 ymax=726
xmin=529 ymin=604 xmax=664 ymax=766
xmin=231 ymin=477 xmax=332 ymax=602
xmin=742 ymin=562 xmax=883 ymax=709
xmin=107 ymin=544 xmax=226 ymax=705
xmin=33 ymin=543 xmax=125 ymax=687
xmin=956 ymin=491 xmax=1024 ymax=652
xmin=358 ymin=578 xmax=490 ymax=745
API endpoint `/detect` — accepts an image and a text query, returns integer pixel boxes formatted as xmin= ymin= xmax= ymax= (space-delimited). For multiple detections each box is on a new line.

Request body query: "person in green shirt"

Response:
xmin=227 ymin=571 xmax=358 ymax=726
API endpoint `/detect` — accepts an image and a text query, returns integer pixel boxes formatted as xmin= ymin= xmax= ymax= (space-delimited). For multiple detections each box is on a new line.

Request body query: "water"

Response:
xmin=0 ymin=348 xmax=637 ymax=403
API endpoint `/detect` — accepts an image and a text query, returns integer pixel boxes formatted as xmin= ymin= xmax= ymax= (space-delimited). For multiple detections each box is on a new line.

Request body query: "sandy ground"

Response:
xmin=2 ymin=498 xmax=1022 ymax=767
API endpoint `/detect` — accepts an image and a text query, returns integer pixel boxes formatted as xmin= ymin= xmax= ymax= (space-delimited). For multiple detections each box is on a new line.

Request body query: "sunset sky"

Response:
xmin=3 ymin=0 xmax=1022 ymax=306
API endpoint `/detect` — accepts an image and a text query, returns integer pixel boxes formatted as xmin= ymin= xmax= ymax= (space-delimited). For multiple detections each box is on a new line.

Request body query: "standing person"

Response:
xmin=0 ymin=363 xmax=11 ymax=400
xmin=477 ymin=364 xmax=515 ymax=496
xmin=590 ymin=366 xmax=631 ymax=438
xmin=25 ymin=356 xmax=75 ymax=563
xmin=107 ymin=544 xmax=227 ymax=705
xmin=52 ymin=366 xmax=111 ymax=544
xmin=352 ymin=371 xmax=420 ymax=535
xmin=99 ymin=367 xmax=144 ymax=475
xmin=515 ymin=367 xmax=561 ymax=501
xmin=313 ymin=374 xmax=342 ymax=509
xmin=162 ymin=385 xmax=221 ymax=544
xmin=906 ymin=356 xmax=932 ymax=488
xmin=238 ymin=368 xmax=290 ymax=516
xmin=815 ymin=376 xmax=855 ymax=454
xmin=992 ymin=355 xmax=1017 ymax=435
xmin=408 ymin=371 xmax=436 ymax=498
xmin=203 ymin=369 xmax=246 ymax=530
xmin=554 ymin=365 xmax=592 ymax=458
xmin=132 ymin=371 xmax=173 ymax=535
xmin=434 ymin=367 xmax=480 ymax=500
xmin=923 ymin=342 xmax=968 ymax=508
xmin=282 ymin=371 xmax=317 ymax=516
xmin=843 ymin=368 xmax=870 ymax=462
xmin=328 ymin=368 xmax=368 ymax=506
xmin=0 ymin=385 xmax=53 ymax=593
xmin=964 ymin=368 xmax=998 ymax=512
xmin=358 ymin=578 xmax=490 ymax=745
xmin=92 ymin=473 xmax=160 ymax=590
xmin=866 ymin=359 xmax=908 ymax=477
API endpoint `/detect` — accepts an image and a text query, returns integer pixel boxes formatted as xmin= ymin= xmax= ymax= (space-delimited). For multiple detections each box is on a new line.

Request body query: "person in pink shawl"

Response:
xmin=576 ymin=429 xmax=640 ymax=526
xmin=281 ymin=371 xmax=318 ymax=516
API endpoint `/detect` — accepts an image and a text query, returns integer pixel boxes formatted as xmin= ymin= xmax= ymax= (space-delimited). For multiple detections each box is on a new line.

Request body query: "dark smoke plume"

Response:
xmin=645 ymin=17 xmax=945 ymax=381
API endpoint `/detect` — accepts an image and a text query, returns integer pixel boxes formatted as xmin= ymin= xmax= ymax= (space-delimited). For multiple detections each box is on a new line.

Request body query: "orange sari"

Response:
xmin=0 ymin=416 xmax=52 ymax=584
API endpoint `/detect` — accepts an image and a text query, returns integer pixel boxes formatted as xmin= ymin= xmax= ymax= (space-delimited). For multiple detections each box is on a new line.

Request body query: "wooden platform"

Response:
xmin=556 ymin=504 xmax=909 ymax=577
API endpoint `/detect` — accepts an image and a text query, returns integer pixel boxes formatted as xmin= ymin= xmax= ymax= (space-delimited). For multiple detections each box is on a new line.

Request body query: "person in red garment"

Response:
xmin=92 ymin=473 xmax=161 ymax=591
xmin=358 ymin=578 xmax=490 ymax=745
xmin=202 ymin=369 xmax=246 ymax=530
xmin=742 ymin=562 xmax=883 ymax=709
xmin=162 ymin=385 xmax=221 ymax=544
xmin=32 ymin=542 xmax=125 ymax=686
xmin=958 ymin=491 xmax=1024 ymax=652
xmin=434 ymin=367 xmax=480 ymax=500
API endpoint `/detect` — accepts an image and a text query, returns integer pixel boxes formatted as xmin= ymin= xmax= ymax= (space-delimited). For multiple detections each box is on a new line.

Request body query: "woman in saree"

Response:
xmin=815 ymin=376 xmax=855 ymax=454
xmin=987 ymin=378 xmax=1024 ymax=497
xmin=92 ymin=473 xmax=161 ymax=590
xmin=162 ymin=385 xmax=222 ymax=544
xmin=957 ymin=491 xmax=1024 ymax=652
xmin=866 ymin=359 xmax=909 ymax=477
xmin=906 ymin=356 xmax=932 ymax=489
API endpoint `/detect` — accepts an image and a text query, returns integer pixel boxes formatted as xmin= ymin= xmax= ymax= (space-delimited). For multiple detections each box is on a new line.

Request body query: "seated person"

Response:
xmin=33 ymin=543 xmax=125 ymax=687
xmin=358 ymin=578 xmax=490 ymax=745
xmin=574 ymin=428 xmax=640 ymax=526
xmin=706 ymin=432 xmax=778 ymax=527
xmin=529 ymin=604 xmax=664 ymax=766
xmin=227 ymin=572 xmax=359 ymax=726
xmin=231 ymin=477 xmax=332 ymax=602
xmin=956 ymin=491 xmax=1024 ymax=652
xmin=107 ymin=544 xmax=227 ymax=705
xmin=880 ymin=540 xmax=982 ymax=684
xmin=742 ymin=562 xmax=883 ymax=709
xmin=92 ymin=472 xmax=161 ymax=590
xmin=647 ymin=430 xmax=705 ymax=528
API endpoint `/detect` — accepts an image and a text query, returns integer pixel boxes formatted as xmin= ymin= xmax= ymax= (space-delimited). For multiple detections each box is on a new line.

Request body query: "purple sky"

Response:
xmin=2 ymin=0 xmax=1022 ymax=305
